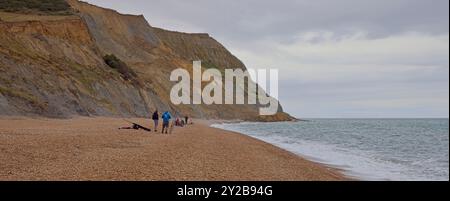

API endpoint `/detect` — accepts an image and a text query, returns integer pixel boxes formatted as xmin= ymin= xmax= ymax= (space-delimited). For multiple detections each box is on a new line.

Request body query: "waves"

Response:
xmin=212 ymin=119 xmax=449 ymax=181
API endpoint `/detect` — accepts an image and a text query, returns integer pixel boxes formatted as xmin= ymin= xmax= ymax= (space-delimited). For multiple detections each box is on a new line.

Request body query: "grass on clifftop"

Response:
xmin=0 ymin=0 xmax=72 ymax=15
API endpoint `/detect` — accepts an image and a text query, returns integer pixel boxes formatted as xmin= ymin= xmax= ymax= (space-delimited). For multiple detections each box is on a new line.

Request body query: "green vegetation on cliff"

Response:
xmin=0 ymin=0 xmax=72 ymax=15
xmin=103 ymin=54 xmax=138 ymax=82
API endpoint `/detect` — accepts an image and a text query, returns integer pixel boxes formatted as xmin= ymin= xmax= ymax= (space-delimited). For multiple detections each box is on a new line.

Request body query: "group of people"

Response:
xmin=152 ymin=110 xmax=190 ymax=134
xmin=119 ymin=110 xmax=191 ymax=134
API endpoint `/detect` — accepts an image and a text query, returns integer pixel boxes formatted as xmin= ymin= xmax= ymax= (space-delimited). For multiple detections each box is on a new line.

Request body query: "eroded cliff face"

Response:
xmin=0 ymin=12 xmax=150 ymax=117
xmin=0 ymin=0 xmax=294 ymax=121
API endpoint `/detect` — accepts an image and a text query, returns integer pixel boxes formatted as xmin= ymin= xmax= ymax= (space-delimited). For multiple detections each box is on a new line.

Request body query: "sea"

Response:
xmin=211 ymin=119 xmax=449 ymax=181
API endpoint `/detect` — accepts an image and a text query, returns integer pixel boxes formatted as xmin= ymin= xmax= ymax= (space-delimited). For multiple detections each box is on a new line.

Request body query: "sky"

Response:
xmin=85 ymin=0 xmax=449 ymax=118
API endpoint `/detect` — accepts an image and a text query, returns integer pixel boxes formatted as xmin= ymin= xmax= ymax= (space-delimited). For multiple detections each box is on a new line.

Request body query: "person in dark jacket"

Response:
xmin=152 ymin=110 xmax=159 ymax=132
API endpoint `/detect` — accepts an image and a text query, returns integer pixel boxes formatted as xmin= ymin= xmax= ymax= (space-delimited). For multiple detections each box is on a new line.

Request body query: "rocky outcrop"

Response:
xmin=152 ymin=28 xmax=246 ymax=70
xmin=0 ymin=0 xmax=294 ymax=121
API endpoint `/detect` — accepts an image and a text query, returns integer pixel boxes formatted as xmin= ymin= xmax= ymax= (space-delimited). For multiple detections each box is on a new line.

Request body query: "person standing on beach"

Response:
xmin=185 ymin=116 xmax=189 ymax=125
xmin=152 ymin=110 xmax=159 ymax=132
xmin=161 ymin=111 xmax=172 ymax=134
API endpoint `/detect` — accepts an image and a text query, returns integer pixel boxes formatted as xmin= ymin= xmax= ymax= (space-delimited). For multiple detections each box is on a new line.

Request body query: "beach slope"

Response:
xmin=0 ymin=117 xmax=344 ymax=181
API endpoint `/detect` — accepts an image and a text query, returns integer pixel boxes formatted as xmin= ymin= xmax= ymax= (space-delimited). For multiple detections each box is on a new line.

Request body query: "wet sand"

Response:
xmin=0 ymin=117 xmax=345 ymax=181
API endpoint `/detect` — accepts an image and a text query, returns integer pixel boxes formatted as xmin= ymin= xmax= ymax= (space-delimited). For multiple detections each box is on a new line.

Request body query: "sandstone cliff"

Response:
xmin=0 ymin=0 xmax=294 ymax=121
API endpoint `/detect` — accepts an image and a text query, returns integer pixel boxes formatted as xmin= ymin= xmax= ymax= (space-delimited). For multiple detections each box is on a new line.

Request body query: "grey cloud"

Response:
xmin=87 ymin=0 xmax=449 ymax=42
xmin=84 ymin=0 xmax=449 ymax=118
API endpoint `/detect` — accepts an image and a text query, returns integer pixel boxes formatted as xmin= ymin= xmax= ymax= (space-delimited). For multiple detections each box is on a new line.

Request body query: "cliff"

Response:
xmin=0 ymin=0 xmax=294 ymax=121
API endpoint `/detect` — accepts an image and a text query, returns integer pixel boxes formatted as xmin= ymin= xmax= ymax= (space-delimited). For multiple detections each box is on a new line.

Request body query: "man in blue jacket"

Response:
xmin=161 ymin=111 xmax=172 ymax=134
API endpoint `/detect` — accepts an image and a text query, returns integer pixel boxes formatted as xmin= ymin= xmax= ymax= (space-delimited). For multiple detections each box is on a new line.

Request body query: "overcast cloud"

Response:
xmin=86 ymin=0 xmax=449 ymax=118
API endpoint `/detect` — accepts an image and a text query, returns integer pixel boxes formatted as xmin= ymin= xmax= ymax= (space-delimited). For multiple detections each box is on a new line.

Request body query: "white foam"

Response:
xmin=211 ymin=123 xmax=446 ymax=181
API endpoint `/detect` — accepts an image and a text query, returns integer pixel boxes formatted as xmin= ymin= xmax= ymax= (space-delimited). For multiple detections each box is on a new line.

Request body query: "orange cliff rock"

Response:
xmin=0 ymin=0 xmax=295 ymax=121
